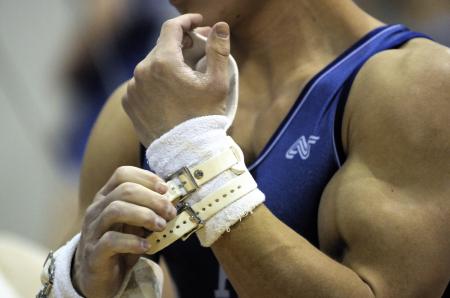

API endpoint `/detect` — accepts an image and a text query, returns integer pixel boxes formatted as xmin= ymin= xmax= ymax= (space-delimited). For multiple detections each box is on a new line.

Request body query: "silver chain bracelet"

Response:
xmin=36 ymin=251 xmax=55 ymax=298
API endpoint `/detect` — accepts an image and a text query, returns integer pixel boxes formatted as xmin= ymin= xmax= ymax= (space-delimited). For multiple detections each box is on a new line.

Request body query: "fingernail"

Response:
xmin=215 ymin=23 xmax=229 ymax=38
xmin=156 ymin=217 xmax=167 ymax=229
xmin=182 ymin=33 xmax=193 ymax=49
xmin=156 ymin=181 xmax=168 ymax=194
xmin=167 ymin=205 xmax=177 ymax=218
xmin=141 ymin=240 xmax=150 ymax=250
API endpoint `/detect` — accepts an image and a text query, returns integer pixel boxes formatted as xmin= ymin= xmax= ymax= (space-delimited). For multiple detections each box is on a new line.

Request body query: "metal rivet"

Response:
xmin=194 ymin=169 xmax=204 ymax=179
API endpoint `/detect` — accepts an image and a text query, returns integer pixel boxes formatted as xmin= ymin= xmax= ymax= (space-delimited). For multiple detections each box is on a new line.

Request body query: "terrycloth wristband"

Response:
xmin=38 ymin=234 xmax=163 ymax=298
xmin=146 ymin=115 xmax=265 ymax=247
xmin=37 ymin=234 xmax=83 ymax=298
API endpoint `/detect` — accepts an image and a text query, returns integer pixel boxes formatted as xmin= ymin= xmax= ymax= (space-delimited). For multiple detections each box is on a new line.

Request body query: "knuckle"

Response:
xmin=121 ymin=94 xmax=130 ymax=114
xmin=105 ymin=201 xmax=124 ymax=219
xmin=101 ymin=231 xmax=117 ymax=249
xmin=162 ymin=19 xmax=176 ymax=30
xmin=149 ymin=57 xmax=169 ymax=77
xmin=125 ymin=79 xmax=136 ymax=96
xmin=147 ymin=173 xmax=160 ymax=185
xmin=133 ymin=62 xmax=147 ymax=80
xmin=209 ymin=42 xmax=230 ymax=57
xmin=84 ymin=243 xmax=96 ymax=258
xmin=118 ymin=182 xmax=140 ymax=199
xmin=114 ymin=166 xmax=131 ymax=182
xmin=85 ymin=203 xmax=96 ymax=218
xmin=122 ymin=82 xmax=135 ymax=112
xmin=83 ymin=204 xmax=97 ymax=224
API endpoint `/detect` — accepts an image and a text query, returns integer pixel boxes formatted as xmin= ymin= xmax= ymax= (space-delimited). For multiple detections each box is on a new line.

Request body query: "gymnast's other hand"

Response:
xmin=72 ymin=166 xmax=177 ymax=298
xmin=122 ymin=13 xmax=231 ymax=146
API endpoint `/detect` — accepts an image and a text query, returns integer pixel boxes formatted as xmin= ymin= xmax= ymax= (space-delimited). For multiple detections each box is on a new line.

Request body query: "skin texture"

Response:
xmin=123 ymin=14 xmax=231 ymax=146
xmin=75 ymin=0 xmax=450 ymax=297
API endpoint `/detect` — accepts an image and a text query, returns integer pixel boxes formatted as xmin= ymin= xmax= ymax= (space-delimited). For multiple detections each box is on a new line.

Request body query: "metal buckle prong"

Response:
xmin=168 ymin=166 xmax=199 ymax=194
xmin=178 ymin=202 xmax=205 ymax=241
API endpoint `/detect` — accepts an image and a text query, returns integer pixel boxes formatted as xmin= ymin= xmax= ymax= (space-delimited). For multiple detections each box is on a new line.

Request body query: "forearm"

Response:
xmin=212 ymin=205 xmax=374 ymax=298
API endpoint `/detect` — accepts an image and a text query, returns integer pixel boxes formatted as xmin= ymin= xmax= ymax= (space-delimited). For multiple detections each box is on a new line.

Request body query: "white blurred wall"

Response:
xmin=0 ymin=0 xmax=80 ymax=248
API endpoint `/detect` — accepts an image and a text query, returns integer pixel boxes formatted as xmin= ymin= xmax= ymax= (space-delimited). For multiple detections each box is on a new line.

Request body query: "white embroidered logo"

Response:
xmin=285 ymin=135 xmax=320 ymax=160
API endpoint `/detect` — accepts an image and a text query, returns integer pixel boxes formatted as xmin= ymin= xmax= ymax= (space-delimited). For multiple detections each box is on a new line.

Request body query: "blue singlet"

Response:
xmin=142 ymin=24 xmax=449 ymax=297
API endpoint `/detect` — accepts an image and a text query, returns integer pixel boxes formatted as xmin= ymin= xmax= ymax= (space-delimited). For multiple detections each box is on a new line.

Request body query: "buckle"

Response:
xmin=168 ymin=166 xmax=199 ymax=194
xmin=37 ymin=251 xmax=55 ymax=297
xmin=177 ymin=202 xmax=205 ymax=240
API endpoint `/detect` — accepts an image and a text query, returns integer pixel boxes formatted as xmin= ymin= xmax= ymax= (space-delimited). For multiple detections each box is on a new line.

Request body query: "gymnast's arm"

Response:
xmin=211 ymin=41 xmax=450 ymax=297
xmin=78 ymin=83 xmax=140 ymax=214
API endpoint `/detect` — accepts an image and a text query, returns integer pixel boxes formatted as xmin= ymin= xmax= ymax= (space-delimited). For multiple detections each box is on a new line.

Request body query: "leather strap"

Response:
xmin=146 ymin=171 xmax=257 ymax=254
xmin=163 ymin=137 xmax=241 ymax=203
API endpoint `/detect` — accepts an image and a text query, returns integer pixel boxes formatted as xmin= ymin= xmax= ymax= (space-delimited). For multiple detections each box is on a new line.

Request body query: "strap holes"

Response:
xmin=170 ymin=230 xmax=173 ymax=233
xmin=196 ymin=211 xmax=199 ymax=215
xmin=202 ymin=208 xmax=206 ymax=211
xmin=237 ymin=185 xmax=242 ymax=189
xmin=230 ymin=189 xmax=235 ymax=193
xmin=156 ymin=239 xmax=161 ymax=243
xmin=163 ymin=234 xmax=167 ymax=238
xmin=222 ymin=194 xmax=227 ymax=198
xmin=176 ymin=225 xmax=180 ymax=229
xmin=208 ymin=203 xmax=212 ymax=207
xmin=215 ymin=199 xmax=219 ymax=202
xmin=183 ymin=221 xmax=187 ymax=224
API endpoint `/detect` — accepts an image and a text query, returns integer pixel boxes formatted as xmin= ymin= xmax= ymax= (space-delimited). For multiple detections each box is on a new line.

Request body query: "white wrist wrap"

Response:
xmin=146 ymin=115 xmax=265 ymax=247
xmin=44 ymin=233 xmax=83 ymax=298
xmin=40 ymin=234 xmax=163 ymax=298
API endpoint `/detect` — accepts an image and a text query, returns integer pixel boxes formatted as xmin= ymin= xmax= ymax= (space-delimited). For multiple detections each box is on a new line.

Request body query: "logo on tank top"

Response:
xmin=285 ymin=135 xmax=320 ymax=160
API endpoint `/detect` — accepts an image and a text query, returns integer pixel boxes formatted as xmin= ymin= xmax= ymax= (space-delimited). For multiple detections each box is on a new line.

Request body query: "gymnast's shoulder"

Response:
xmin=341 ymin=38 xmax=450 ymax=160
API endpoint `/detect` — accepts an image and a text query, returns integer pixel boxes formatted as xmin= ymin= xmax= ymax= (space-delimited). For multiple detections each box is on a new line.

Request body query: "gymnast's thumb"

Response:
xmin=206 ymin=22 xmax=230 ymax=78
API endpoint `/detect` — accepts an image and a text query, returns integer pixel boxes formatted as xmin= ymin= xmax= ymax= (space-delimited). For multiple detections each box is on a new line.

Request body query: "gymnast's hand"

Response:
xmin=122 ymin=14 xmax=231 ymax=146
xmin=72 ymin=166 xmax=177 ymax=298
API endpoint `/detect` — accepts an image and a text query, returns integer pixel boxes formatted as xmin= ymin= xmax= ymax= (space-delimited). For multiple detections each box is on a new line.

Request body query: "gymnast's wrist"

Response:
xmin=145 ymin=116 xmax=265 ymax=251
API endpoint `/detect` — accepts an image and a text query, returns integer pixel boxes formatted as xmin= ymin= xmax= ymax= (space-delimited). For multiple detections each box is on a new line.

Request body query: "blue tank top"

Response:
xmin=142 ymin=25 xmax=449 ymax=297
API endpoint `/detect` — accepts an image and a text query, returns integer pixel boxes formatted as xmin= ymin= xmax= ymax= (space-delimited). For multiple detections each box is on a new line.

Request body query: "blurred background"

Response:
xmin=0 ymin=0 xmax=448 ymax=296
